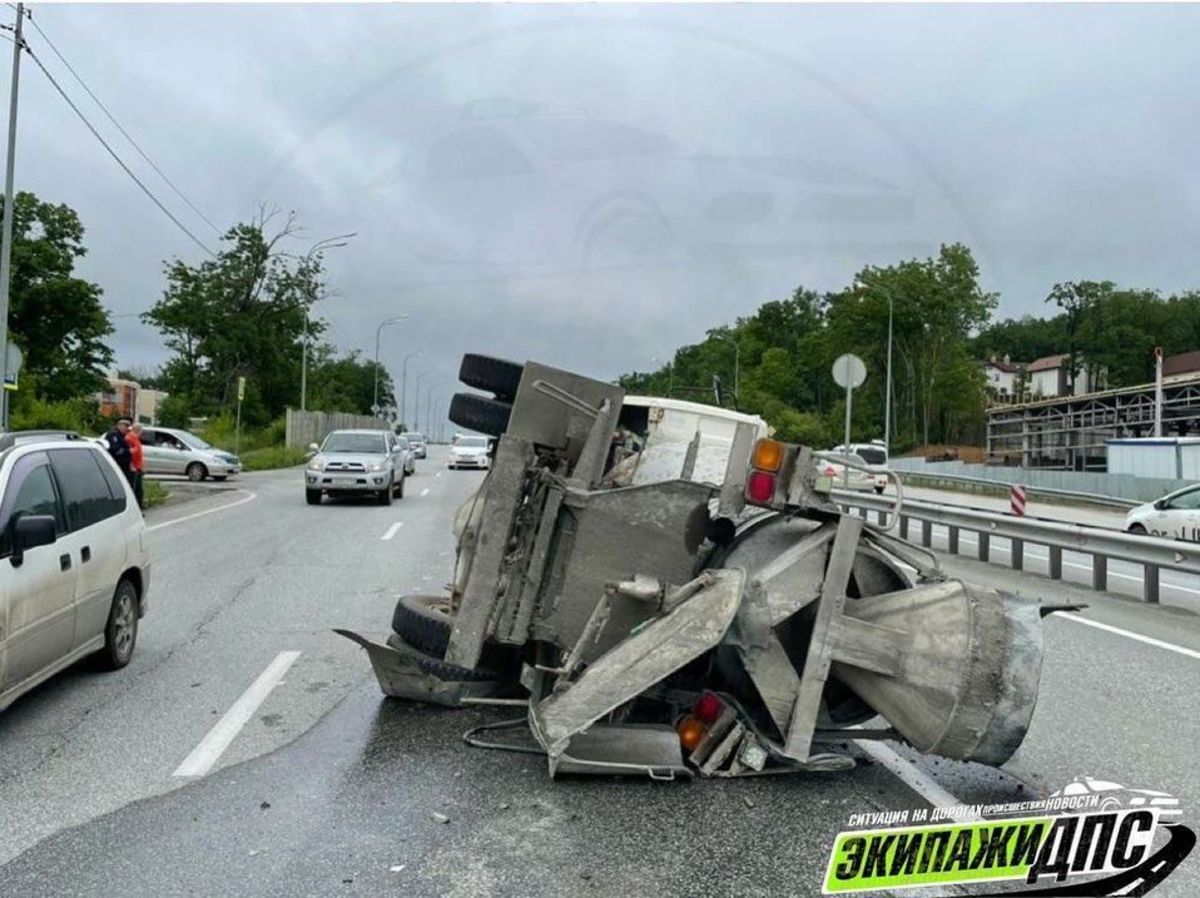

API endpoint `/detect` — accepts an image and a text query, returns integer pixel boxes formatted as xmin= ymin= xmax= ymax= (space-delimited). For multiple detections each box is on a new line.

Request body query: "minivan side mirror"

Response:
xmin=11 ymin=514 xmax=57 ymax=567
xmin=309 ymin=443 xmax=320 ymax=453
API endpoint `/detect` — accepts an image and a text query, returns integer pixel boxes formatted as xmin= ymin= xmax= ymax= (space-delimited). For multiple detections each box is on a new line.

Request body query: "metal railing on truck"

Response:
xmin=830 ymin=489 xmax=1200 ymax=605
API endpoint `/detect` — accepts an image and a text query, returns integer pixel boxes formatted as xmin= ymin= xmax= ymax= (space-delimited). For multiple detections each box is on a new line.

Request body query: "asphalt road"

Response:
xmin=0 ymin=447 xmax=1197 ymax=896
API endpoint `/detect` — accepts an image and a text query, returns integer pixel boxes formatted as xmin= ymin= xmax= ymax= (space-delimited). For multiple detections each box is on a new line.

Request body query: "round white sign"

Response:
xmin=832 ymin=353 xmax=867 ymax=389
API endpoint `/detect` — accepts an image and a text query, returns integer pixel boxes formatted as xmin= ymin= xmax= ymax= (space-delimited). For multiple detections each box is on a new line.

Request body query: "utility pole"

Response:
xmin=425 ymin=391 xmax=434 ymax=439
xmin=0 ymin=3 xmax=24 ymax=430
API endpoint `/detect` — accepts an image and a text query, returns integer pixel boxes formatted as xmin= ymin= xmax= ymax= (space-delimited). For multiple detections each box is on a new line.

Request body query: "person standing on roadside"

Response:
xmin=127 ymin=422 xmax=146 ymax=509
xmin=103 ymin=416 xmax=134 ymax=485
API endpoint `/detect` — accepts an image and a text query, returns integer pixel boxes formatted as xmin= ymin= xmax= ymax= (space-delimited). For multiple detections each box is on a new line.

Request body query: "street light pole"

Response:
xmin=0 ymin=3 xmax=25 ymax=430
xmin=373 ymin=316 xmax=408 ymax=417
xmin=413 ymin=371 xmax=429 ymax=432
xmin=854 ymin=278 xmax=895 ymax=449
xmin=292 ymin=233 xmax=354 ymax=415
xmin=400 ymin=350 xmax=421 ymax=430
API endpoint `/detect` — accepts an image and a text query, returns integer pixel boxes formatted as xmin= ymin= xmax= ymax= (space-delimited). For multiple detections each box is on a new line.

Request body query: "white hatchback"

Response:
xmin=0 ymin=435 xmax=151 ymax=711
xmin=1125 ymin=483 xmax=1200 ymax=542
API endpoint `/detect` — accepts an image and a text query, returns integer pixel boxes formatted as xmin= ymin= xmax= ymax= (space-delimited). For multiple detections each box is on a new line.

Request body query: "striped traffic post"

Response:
xmin=1010 ymin=484 xmax=1027 ymax=516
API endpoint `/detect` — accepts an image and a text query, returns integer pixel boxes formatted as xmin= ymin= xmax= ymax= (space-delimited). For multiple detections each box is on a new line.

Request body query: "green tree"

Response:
xmin=143 ymin=212 xmax=387 ymax=425
xmin=5 ymin=191 xmax=113 ymax=400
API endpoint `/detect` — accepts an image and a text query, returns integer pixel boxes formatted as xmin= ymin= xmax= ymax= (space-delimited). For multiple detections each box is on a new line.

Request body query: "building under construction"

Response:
xmin=986 ymin=368 xmax=1200 ymax=470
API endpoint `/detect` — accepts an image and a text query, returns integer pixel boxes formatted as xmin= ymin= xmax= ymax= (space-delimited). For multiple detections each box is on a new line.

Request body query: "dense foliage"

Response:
xmin=621 ymin=245 xmax=1200 ymax=449
xmin=143 ymin=213 xmax=393 ymax=426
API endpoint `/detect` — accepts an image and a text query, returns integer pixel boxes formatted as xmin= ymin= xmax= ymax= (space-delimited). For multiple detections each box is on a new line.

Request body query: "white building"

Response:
xmin=1027 ymin=354 xmax=1105 ymax=399
xmin=980 ymin=356 xmax=1022 ymax=400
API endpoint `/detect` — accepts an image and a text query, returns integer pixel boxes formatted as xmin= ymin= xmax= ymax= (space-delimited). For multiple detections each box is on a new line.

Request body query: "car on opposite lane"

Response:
xmin=831 ymin=440 xmax=890 ymax=494
xmin=305 ymin=429 xmax=409 ymax=506
xmin=815 ymin=451 xmax=878 ymax=492
xmin=447 ymin=434 xmax=490 ymax=470
xmin=0 ymin=436 xmax=150 ymax=712
xmin=139 ymin=426 xmax=241 ymax=482
xmin=1125 ymin=483 xmax=1200 ymax=541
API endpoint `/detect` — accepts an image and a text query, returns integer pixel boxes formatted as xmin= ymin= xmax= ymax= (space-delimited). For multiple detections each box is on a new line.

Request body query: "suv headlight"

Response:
xmin=368 ymin=461 xmax=387 ymax=473
xmin=307 ymin=458 xmax=323 ymax=471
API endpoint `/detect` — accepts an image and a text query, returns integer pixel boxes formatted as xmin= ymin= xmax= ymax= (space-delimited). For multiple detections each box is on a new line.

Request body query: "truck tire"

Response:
xmin=459 ymin=353 xmax=524 ymax=401
xmin=391 ymin=595 xmax=517 ymax=671
xmin=449 ymin=392 xmax=511 ymax=437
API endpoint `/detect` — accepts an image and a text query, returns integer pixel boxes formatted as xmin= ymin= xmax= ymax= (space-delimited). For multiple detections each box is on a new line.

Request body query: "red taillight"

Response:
xmin=746 ymin=471 xmax=776 ymax=503
xmin=694 ymin=692 xmax=722 ymax=724
xmin=823 ymin=466 xmax=838 ymax=477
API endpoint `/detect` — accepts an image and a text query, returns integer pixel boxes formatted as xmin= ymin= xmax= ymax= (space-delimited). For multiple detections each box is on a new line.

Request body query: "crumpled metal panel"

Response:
xmin=532 ymin=568 xmax=746 ymax=755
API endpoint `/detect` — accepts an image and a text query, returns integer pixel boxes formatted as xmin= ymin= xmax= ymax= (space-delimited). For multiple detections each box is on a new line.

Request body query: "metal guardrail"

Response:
xmin=894 ymin=470 xmax=1139 ymax=510
xmin=830 ymin=489 xmax=1200 ymax=604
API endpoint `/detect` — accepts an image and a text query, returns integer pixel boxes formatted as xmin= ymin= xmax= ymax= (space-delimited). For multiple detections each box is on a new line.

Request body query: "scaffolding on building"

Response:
xmin=986 ymin=372 xmax=1200 ymax=470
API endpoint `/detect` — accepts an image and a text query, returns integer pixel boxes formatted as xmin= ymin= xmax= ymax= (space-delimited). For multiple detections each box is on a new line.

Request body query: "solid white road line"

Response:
xmin=852 ymin=736 xmax=979 ymax=823
xmin=420 ymin=488 xmax=430 ymax=497
xmin=146 ymin=489 xmax=258 ymax=533
xmin=381 ymin=522 xmax=405 ymax=541
xmin=1055 ymin=615 xmax=1200 ymax=661
xmin=173 ymin=651 xmax=301 ymax=778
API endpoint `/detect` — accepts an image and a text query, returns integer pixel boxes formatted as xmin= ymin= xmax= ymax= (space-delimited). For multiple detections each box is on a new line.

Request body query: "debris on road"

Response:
xmin=430 ymin=812 xmax=450 ymax=824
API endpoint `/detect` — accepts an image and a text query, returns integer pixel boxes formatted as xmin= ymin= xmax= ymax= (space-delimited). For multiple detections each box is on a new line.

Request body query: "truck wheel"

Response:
xmin=459 ymin=353 xmax=524 ymax=402
xmin=392 ymin=594 xmax=518 ymax=670
xmin=449 ymin=392 xmax=511 ymax=437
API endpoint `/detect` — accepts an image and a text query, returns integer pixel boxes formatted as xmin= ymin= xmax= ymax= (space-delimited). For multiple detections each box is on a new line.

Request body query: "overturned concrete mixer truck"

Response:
xmin=338 ymin=353 xmax=1072 ymax=780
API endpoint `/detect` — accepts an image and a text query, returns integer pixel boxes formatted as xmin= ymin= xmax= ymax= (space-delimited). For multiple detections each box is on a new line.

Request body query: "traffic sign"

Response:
xmin=237 ymin=376 xmax=246 ymax=402
xmin=4 ymin=343 xmax=22 ymax=391
xmin=832 ymin=353 xmax=866 ymax=389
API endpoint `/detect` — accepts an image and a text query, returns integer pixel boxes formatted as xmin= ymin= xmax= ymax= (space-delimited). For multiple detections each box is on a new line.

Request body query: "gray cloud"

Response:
xmin=15 ymin=3 xmax=1200 ymax=401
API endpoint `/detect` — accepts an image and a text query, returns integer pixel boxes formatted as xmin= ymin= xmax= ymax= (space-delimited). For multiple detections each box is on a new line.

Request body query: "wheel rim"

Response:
xmin=113 ymin=591 xmax=135 ymax=659
xmin=188 ymin=464 xmax=203 ymax=481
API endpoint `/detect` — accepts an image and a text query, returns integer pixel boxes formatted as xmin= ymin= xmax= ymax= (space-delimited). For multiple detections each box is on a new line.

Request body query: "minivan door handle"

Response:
xmin=81 ymin=546 xmax=91 ymax=564
xmin=60 ymin=553 xmax=72 ymax=572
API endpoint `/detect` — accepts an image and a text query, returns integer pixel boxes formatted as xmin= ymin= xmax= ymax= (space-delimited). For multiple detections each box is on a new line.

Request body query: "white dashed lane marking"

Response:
xmin=381 ymin=522 xmax=405 ymax=541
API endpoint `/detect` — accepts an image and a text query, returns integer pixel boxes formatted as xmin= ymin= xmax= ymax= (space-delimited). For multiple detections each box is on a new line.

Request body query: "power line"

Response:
xmin=25 ymin=15 xmax=221 ymax=236
xmin=23 ymin=43 xmax=216 ymax=257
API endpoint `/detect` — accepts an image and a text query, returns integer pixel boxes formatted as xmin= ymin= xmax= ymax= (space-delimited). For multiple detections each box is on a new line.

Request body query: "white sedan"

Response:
xmin=1125 ymin=483 xmax=1200 ymax=541
xmin=815 ymin=452 xmax=878 ymax=492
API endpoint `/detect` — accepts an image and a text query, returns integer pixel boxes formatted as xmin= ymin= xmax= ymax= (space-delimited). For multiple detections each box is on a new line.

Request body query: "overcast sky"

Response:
xmin=13 ymin=3 xmax=1200 ymax=412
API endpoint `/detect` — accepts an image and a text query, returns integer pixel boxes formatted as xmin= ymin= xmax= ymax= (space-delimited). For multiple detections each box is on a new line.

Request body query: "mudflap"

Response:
xmin=529 ymin=568 xmax=745 ymax=776
xmin=333 ymin=629 xmax=501 ymax=707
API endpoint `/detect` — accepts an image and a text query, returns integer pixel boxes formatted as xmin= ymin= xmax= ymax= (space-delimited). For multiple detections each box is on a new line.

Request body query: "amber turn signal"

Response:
xmin=752 ymin=438 xmax=784 ymax=472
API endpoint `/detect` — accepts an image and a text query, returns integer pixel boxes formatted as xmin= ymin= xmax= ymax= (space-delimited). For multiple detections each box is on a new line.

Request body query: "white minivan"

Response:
xmin=830 ymin=440 xmax=890 ymax=494
xmin=0 ymin=434 xmax=151 ymax=712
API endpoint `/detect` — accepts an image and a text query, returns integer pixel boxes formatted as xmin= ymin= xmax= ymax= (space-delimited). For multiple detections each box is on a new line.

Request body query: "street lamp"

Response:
xmin=299 ymin=233 xmax=355 ymax=412
xmin=400 ymin=350 xmax=422 ymax=430
xmin=373 ymin=316 xmax=408 ymax=416
xmin=713 ymin=334 xmax=740 ymax=402
xmin=413 ymin=371 xmax=429 ymax=431
xmin=854 ymin=276 xmax=895 ymax=450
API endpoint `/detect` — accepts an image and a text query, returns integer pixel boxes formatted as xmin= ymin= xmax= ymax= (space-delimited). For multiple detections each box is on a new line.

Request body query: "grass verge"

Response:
xmin=241 ymin=445 xmax=310 ymax=471
xmin=144 ymin=480 xmax=169 ymax=509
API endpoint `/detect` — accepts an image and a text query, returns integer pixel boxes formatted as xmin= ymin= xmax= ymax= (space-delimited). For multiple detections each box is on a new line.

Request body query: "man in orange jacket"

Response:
xmin=127 ymin=422 xmax=146 ymax=509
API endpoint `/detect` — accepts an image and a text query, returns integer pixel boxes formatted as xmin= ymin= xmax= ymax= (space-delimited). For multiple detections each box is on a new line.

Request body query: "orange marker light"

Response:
xmin=677 ymin=715 xmax=708 ymax=752
xmin=752 ymin=439 xmax=784 ymax=472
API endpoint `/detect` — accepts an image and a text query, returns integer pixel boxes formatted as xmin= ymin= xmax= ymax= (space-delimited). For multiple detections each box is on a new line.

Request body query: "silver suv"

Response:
xmin=305 ymin=429 xmax=409 ymax=506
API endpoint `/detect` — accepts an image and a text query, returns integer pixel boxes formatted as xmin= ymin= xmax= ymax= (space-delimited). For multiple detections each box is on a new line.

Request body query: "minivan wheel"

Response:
xmin=101 ymin=580 xmax=139 ymax=670
xmin=186 ymin=462 xmax=207 ymax=482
